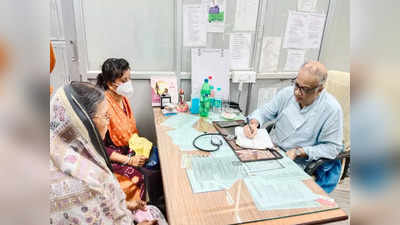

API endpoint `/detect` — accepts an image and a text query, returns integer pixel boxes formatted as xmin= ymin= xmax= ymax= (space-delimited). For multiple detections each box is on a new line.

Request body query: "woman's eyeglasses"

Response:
xmin=92 ymin=113 xmax=110 ymax=122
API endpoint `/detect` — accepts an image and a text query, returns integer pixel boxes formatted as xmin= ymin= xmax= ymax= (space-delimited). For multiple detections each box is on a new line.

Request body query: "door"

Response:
xmin=50 ymin=0 xmax=80 ymax=94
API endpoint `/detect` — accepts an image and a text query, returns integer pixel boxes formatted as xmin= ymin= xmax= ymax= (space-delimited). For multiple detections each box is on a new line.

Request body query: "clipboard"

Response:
xmin=213 ymin=120 xmax=283 ymax=162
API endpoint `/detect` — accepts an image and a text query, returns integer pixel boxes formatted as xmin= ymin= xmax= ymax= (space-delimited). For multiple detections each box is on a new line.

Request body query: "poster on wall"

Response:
xmin=205 ymin=0 xmax=226 ymax=33
xmin=306 ymin=13 xmax=326 ymax=49
xmin=297 ymin=0 xmax=318 ymax=12
xmin=259 ymin=36 xmax=282 ymax=72
xmin=150 ymin=76 xmax=178 ymax=106
xmin=183 ymin=4 xmax=207 ymax=47
xmin=233 ymin=0 xmax=259 ymax=31
xmin=283 ymin=11 xmax=309 ymax=49
xmin=283 ymin=11 xmax=326 ymax=49
xmin=230 ymin=33 xmax=251 ymax=70
xmin=284 ymin=49 xmax=305 ymax=71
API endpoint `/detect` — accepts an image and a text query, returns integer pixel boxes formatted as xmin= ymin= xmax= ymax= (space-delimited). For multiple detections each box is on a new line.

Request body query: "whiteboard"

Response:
xmin=191 ymin=48 xmax=230 ymax=99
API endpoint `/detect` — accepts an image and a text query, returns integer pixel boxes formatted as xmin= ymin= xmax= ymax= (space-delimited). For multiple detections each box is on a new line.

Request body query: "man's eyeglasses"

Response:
xmin=291 ymin=78 xmax=320 ymax=95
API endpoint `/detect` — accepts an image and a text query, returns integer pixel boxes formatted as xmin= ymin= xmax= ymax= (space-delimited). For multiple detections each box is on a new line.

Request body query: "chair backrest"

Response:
xmin=325 ymin=70 xmax=350 ymax=150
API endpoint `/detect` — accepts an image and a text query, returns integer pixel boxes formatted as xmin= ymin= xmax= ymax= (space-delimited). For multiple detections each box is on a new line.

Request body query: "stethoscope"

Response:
xmin=192 ymin=133 xmax=236 ymax=152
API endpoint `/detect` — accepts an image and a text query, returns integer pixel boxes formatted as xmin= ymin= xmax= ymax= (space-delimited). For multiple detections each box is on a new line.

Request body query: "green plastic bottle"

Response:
xmin=200 ymin=78 xmax=211 ymax=117
xmin=209 ymin=85 xmax=215 ymax=111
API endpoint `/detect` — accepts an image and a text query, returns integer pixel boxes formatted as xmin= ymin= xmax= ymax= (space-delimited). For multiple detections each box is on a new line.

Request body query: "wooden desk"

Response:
xmin=153 ymin=108 xmax=348 ymax=225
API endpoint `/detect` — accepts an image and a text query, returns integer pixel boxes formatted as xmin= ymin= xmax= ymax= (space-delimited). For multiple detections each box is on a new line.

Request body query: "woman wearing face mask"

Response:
xmin=96 ymin=58 xmax=163 ymax=206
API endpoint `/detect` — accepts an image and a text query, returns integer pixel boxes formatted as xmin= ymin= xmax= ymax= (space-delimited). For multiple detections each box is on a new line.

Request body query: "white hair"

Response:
xmin=301 ymin=61 xmax=328 ymax=86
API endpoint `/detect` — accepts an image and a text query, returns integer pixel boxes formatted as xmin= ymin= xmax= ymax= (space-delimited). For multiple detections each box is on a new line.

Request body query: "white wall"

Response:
xmin=79 ymin=0 xmax=349 ymax=144
xmin=320 ymin=0 xmax=350 ymax=72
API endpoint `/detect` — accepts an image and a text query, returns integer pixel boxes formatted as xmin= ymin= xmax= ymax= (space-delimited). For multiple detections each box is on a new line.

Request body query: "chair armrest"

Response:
xmin=264 ymin=121 xmax=276 ymax=133
xmin=304 ymin=150 xmax=350 ymax=176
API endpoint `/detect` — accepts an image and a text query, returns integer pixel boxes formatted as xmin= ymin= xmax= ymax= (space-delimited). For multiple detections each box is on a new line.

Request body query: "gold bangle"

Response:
xmin=128 ymin=156 xmax=134 ymax=166
xmin=123 ymin=156 xmax=131 ymax=165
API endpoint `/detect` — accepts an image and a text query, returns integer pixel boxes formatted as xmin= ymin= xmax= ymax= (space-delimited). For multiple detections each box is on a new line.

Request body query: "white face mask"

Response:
xmin=115 ymin=81 xmax=134 ymax=97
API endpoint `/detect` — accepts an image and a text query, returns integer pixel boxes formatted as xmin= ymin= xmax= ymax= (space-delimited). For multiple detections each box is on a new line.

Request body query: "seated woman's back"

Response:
xmin=50 ymin=82 xmax=164 ymax=225
xmin=50 ymin=82 xmax=134 ymax=224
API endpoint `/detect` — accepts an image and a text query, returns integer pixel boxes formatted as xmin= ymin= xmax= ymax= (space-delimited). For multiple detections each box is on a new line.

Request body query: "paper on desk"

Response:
xmin=244 ymin=176 xmax=320 ymax=210
xmin=181 ymin=154 xmax=193 ymax=169
xmin=187 ymin=169 xmax=229 ymax=193
xmin=210 ymin=140 xmax=237 ymax=158
xmin=187 ymin=156 xmax=247 ymax=193
xmin=243 ymin=159 xmax=284 ymax=175
xmin=193 ymin=156 xmax=246 ymax=182
xmin=162 ymin=112 xmax=244 ymax=152
xmin=167 ymin=127 xmax=202 ymax=151
xmin=244 ymin=152 xmax=311 ymax=181
xmin=161 ymin=113 xmax=199 ymax=129
xmin=235 ymin=127 xmax=274 ymax=149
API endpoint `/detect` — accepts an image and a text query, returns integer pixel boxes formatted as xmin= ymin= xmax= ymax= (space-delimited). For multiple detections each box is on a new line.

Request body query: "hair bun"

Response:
xmin=96 ymin=73 xmax=106 ymax=90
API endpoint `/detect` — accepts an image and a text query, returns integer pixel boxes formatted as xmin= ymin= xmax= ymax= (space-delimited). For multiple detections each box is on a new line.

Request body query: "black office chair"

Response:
xmin=265 ymin=123 xmax=350 ymax=182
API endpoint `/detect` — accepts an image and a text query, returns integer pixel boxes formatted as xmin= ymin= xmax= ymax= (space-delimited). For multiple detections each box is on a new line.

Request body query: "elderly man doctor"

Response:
xmin=244 ymin=61 xmax=343 ymax=193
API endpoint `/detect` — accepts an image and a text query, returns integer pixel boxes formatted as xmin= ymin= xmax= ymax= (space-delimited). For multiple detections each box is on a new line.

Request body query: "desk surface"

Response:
xmin=153 ymin=108 xmax=348 ymax=225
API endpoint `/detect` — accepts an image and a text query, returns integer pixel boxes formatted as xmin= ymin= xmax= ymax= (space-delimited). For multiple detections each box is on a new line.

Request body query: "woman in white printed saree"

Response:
xmin=50 ymin=82 xmax=167 ymax=225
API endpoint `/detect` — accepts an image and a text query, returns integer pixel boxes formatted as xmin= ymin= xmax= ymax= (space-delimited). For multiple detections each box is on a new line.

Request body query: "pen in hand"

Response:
xmin=245 ymin=118 xmax=258 ymax=138
xmin=249 ymin=123 xmax=254 ymax=135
